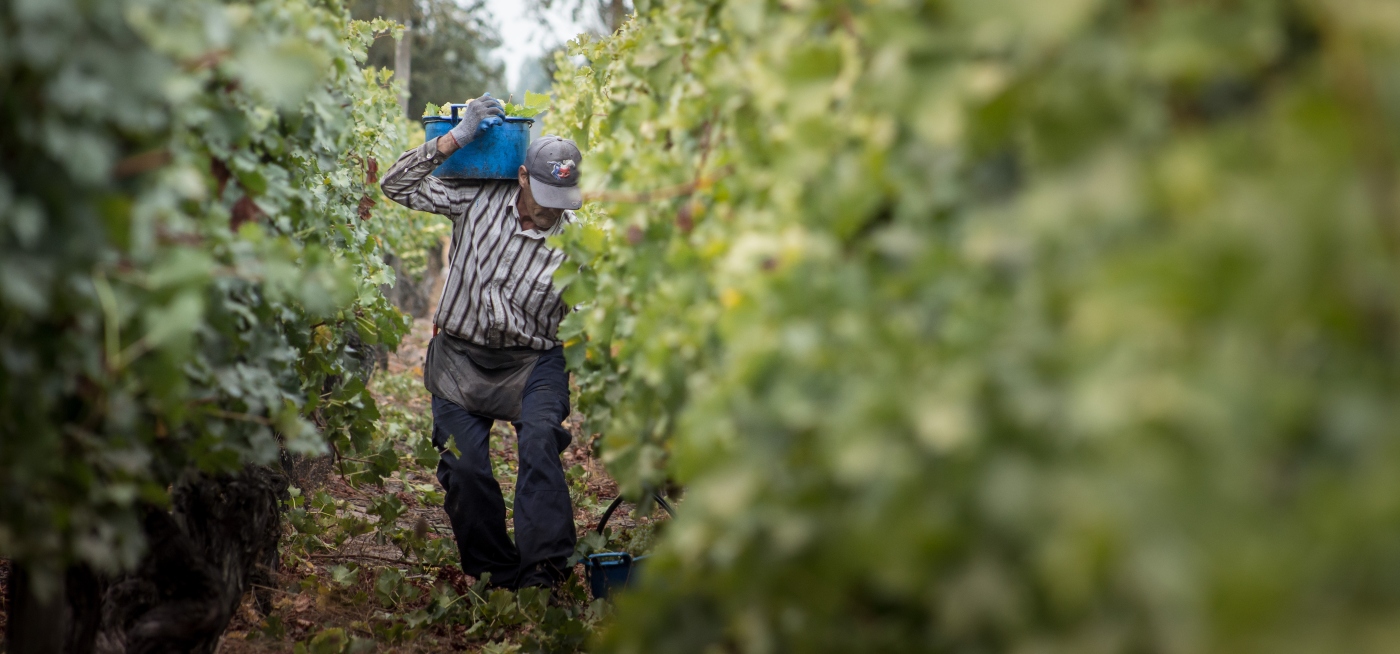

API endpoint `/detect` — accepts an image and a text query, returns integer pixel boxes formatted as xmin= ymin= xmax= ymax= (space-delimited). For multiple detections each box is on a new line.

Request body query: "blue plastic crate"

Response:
xmin=584 ymin=494 xmax=675 ymax=600
xmin=422 ymin=104 xmax=534 ymax=180
xmin=586 ymin=552 xmax=648 ymax=600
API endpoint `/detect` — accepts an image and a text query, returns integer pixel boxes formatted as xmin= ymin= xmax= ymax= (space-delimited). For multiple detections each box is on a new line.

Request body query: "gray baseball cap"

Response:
xmin=525 ymin=135 xmax=583 ymax=210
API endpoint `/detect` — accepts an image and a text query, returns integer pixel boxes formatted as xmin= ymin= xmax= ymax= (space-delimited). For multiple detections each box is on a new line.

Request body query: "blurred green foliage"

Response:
xmin=0 ymin=0 xmax=421 ymax=595
xmin=545 ymin=0 xmax=1400 ymax=651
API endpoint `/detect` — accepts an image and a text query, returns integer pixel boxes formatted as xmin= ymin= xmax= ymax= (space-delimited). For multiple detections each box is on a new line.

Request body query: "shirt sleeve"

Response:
xmin=379 ymin=137 xmax=481 ymax=216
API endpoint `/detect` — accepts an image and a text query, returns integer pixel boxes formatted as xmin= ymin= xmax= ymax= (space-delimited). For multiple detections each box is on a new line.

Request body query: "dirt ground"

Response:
xmin=214 ymin=318 xmax=662 ymax=652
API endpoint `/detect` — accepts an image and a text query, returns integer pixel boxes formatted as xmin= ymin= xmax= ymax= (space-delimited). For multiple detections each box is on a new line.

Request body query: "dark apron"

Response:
xmin=423 ymin=331 xmax=542 ymax=422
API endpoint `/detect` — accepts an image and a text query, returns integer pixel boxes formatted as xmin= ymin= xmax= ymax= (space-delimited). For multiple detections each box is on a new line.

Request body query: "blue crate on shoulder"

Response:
xmin=423 ymin=104 xmax=534 ymax=180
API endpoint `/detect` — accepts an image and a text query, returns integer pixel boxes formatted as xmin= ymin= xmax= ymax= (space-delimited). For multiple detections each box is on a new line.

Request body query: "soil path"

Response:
xmin=217 ymin=318 xmax=666 ymax=652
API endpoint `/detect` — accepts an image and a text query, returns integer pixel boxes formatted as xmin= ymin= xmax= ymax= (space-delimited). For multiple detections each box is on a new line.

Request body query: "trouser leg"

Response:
xmin=431 ymin=395 xmax=520 ymax=588
xmin=511 ymin=346 xmax=576 ymax=588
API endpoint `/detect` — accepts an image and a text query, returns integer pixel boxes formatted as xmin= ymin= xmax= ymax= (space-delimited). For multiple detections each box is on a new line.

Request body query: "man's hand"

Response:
xmin=441 ymin=94 xmax=505 ymax=154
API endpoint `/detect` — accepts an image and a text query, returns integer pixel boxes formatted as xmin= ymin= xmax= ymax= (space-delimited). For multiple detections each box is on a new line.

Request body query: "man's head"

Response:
xmin=517 ymin=135 xmax=583 ymax=231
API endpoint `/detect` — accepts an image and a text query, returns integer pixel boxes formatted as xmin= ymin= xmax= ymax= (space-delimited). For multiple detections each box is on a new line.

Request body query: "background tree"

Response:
xmin=352 ymin=0 xmax=505 ymax=119
xmin=529 ymin=0 xmax=632 ymax=36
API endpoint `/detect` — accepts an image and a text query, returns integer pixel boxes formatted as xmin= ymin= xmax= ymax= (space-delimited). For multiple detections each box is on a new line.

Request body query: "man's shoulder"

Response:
xmin=441 ymin=178 xmax=513 ymax=190
xmin=445 ymin=178 xmax=518 ymax=211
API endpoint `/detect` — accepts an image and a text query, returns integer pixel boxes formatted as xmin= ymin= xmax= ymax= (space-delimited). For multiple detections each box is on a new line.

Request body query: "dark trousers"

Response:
xmin=430 ymin=346 xmax=576 ymax=589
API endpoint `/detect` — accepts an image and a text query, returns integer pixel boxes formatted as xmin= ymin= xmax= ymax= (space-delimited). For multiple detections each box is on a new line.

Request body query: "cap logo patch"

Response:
xmin=549 ymin=159 xmax=576 ymax=181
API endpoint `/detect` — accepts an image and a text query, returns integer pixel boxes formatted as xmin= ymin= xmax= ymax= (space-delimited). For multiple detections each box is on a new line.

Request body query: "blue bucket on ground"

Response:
xmin=586 ymin=552 xmax=647 ymax=600
xmin=584 ymin=494 xmax=675 ymax=600
xmin=423 ymin=104 xmax=534 ymax=179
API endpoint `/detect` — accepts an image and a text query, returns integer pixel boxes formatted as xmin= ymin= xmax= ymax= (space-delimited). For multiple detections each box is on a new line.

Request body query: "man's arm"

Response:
xmin=380 ymin=95 xmax=505 ymax=216
xmin=379 ymin=137 xmax=478 ymax=216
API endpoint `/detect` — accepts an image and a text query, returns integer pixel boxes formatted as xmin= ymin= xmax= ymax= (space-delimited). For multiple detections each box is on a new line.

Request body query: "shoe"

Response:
xmin=515 ymin=560 xmax=567 ymax=590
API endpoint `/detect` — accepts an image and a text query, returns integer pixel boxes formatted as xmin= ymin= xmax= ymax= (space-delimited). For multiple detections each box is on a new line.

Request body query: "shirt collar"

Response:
xmin=508 ymin=188 xmax=573 ymax=240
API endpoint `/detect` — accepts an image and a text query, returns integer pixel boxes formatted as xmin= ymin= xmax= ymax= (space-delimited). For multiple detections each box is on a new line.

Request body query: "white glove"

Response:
xmin=447 ymin=94 xmax=505 ymax=147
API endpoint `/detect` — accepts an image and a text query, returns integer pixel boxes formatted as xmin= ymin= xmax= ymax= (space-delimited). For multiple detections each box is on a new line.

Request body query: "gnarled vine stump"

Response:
xmin=5 ymin=466 xmax=287 ymax=654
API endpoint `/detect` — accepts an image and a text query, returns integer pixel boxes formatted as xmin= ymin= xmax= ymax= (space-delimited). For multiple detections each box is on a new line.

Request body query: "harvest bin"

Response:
xmin=423 ymin=104 xmax=534 ymax=179
xmin=585 ymin=494 xmax=676 ymax=600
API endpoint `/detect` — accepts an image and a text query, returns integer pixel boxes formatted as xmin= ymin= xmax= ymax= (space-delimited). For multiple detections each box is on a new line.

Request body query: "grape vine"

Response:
xmin=0 ymin=0 xmax=418 ymax=592
xmin=546 ymin=0 xmax=1400 ymax=651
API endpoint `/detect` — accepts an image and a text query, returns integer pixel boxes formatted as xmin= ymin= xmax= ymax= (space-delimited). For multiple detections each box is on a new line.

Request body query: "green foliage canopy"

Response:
xmin=545 ymin=0 xmax=1400 ymax=651
xmin=0 ymin=0 xmax=416 ymax=593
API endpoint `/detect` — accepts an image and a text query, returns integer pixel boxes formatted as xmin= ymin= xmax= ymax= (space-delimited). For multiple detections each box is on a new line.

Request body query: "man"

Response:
xmin=380 ymin=94 xmax=584 ymax=590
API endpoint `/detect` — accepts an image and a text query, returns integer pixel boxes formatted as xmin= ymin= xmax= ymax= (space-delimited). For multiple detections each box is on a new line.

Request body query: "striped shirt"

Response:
xmin=381 ymin=137 xmax=572 ymax=350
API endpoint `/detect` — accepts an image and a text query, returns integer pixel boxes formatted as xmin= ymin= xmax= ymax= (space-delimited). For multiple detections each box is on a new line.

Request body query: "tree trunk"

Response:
xmin=381 ymin=236 xmax=446 ymax=319
xmin=395 ymin=21 xmax=413 ymax=118
xmin=93 ymin=467 xmax=287 ymax=653
xmin=607 ymin=0 xmax=628 ymax=33
xmin=5 ymin=467 xmax=288 ymax=654
xmin=5 ymin=563 xmax=103 ymax=654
